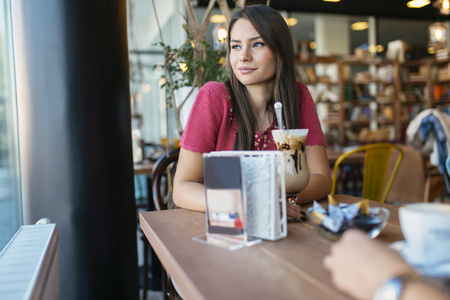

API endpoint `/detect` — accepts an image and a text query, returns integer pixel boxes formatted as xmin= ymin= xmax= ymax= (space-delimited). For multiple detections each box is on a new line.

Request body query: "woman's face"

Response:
xmin=229 ymin=19 xmax=276 ymax=88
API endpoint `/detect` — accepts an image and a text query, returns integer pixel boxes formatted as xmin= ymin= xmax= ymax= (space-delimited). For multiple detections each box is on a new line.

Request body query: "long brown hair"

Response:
xmin=226 ymin=5 xmax=300 ymax=150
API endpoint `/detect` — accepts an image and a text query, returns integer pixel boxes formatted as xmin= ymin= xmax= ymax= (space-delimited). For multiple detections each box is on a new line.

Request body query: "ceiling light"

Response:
xmin=428 ymin=22 xmax=448 ymax=50
xmin=284 ymin=18 xmax=298 ymax=27
xmin=323 ymin=0 xmax=340 ymax=2
xmin=351 ymin=22 xmax=369 ymax=31
xmin=212 ymin=23 xmax=227 ymax=46
xmin=368 ymin=45 xmax=377 ymax=53
xmin=433 ymin=0 xmax=450 ymax=15
xmin=406 ymin=0 xmax=430 ymax=8
xmin=217 ymin=28 xmax=228 ymax=42
xmin=210 ymin=14 xmax=226 ymax=24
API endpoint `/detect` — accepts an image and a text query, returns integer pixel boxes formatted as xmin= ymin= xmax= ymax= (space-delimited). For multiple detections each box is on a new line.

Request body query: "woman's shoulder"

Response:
xmin=197 ymin=81 xmax=231 ymax=106
xmin=296 ymin=81 xmax=308 ymax=92
xmin=192 ymin=81 xmax=231 ymax=110
xmin=201 ymin=81 xmax=229 ymax=92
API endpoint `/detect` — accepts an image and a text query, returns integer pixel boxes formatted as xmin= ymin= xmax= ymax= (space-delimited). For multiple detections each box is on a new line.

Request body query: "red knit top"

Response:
xmin=180 ymin=81 xmax=326 ymax=153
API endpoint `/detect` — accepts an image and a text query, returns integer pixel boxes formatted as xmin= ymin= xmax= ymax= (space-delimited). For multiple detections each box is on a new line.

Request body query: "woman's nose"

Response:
xmin=239 ymin=48 xmax=251 ymax=62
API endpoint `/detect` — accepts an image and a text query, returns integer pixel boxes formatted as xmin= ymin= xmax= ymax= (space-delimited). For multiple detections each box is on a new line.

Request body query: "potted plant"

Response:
xmin=154 ymin=0 xmax=230 ymax=136
xmin=156 ymin=27 xmax=229 ymax=133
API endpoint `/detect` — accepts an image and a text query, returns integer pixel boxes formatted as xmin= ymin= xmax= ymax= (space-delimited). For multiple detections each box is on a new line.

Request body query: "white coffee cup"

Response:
xmin=399 ymin=203 xmax=450 ymax=266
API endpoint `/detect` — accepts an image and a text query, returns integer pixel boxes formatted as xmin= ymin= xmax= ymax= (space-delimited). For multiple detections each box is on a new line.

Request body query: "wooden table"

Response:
xmin=140 ymin=194 xmax=404 ymax=300
xmin=134 ymin=160 xmax=155 ymax=209
xmin=133 ymin=160 xmax=154 ymax=176
xmin=327 ymin=149 xmax=365 ymax=165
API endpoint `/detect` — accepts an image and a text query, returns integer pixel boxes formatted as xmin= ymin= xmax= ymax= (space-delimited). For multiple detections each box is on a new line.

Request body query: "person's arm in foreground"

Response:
xmin=296 ymin=145 xmax=331 ymax=205
xmin=323 ymin=230 xmax=449 ymax=300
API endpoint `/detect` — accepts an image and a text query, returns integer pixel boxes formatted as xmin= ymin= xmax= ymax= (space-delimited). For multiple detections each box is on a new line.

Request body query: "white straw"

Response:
xmin=274 ymin=101 xmax=284 ymax=129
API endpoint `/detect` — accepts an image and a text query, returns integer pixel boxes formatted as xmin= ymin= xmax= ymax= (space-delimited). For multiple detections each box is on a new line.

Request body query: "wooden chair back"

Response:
xmin=152 ymin=148 xmax=180 ymax=211
xmin=387 ymin=145 xmax=445 ymax=204
xmin=150 ymin=147 xmax=181 ymax=300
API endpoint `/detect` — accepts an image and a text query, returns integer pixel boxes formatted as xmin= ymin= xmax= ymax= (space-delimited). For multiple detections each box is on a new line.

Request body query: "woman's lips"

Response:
xmin=238 ymin=67 xmax=256 ymax=74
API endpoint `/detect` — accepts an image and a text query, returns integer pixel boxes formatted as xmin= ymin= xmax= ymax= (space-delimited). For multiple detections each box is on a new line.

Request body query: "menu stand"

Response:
xmin=193 ymin=151 xmax=287 ymax=250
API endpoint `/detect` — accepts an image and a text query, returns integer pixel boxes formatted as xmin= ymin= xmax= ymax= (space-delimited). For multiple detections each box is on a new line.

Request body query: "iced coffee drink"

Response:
xmin=272 ymin=129 xmax=310 ymax=203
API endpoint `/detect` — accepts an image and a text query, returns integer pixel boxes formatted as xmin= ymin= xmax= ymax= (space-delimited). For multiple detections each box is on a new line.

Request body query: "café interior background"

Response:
xmin=0 ymin=0 xmax=441 ymax=250
xmin=128 ymin=0 xmax=433 ymax=146
xmin=0 ymin=2 xmax=448 ymax=298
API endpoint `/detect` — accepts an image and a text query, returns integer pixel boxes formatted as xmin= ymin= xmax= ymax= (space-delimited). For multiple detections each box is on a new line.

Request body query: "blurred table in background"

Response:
xmin=327 ymin=149 xmax=365 ymax=197
xmin=134 ymin=160 xmax=155 ymax=210
xmin=134 ymin=160 xmax=154 ymax=176
xmin=327 ymin=148 xmax=365 ymax=165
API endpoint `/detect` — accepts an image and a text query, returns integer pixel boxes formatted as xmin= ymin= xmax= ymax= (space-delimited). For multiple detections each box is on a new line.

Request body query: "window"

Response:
xmin=0 ymin=0 xmax=22 ymax=249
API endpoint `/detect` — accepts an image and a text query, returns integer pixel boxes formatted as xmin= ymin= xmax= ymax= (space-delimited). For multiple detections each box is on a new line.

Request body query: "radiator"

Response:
xmin=0 ymin=223 xmax=59 ymax=299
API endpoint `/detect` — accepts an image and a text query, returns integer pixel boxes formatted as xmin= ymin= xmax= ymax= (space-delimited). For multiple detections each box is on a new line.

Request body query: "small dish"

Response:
xmin=306 ymin=206 xmax=390 ymax=242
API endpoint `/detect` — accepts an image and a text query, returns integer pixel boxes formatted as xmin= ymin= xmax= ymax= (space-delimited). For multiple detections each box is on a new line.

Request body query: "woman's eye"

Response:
xmin=231 ymin=44 xmax=241 ymax=50
xmin=253 ymin=42 xmax=265 ymax=48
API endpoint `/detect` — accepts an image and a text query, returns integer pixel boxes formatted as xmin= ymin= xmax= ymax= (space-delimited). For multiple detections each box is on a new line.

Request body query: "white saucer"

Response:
xmin=390 ymin=241 xmax=450 ymax=278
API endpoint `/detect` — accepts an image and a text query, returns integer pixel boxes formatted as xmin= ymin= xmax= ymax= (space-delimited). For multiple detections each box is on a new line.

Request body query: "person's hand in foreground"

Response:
xmin=323 ymin=229 xmax=449 ymax=300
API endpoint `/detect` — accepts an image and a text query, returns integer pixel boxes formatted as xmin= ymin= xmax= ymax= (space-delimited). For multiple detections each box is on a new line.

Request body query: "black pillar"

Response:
xmin=11 ymin=0 xmax=139 ymax=299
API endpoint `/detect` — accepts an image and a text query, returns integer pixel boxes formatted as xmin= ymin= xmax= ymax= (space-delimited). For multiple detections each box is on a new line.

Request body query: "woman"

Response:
xmin=173 ymin=5 xmax=331 ymax=219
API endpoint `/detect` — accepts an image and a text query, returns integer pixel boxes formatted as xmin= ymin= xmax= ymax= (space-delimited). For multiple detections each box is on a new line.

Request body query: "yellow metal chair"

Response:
xmin=331 ymin=143 xmax=404 ymax=203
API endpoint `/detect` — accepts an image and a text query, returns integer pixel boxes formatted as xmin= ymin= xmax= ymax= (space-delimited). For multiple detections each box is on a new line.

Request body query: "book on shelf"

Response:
xmin=437 ymin=63 xmax=450 ymax=81
xmin=377 ymin=85 xmax=395 ymax=104
xmin=377 ymin=65 xmax=394 ymax=83
xmin=296 ymin=65 xmax=309 ymax=82
xmin=347 ymin=106 xmax=373 ymax=122
xmin=296 ymin=65 xmax=317 ymax=83
xmin=409 ymin=73 xmax=425 ymax=83
xmin=400 ymin=67 xmax=410 ymax=83
xmin=436 ymin=49 xmax=450 ymax=61
xmin=353 ymin=83 xmax=375 ymax=101
xmin=437 ymin=95 xmax=450 ymax=103
xmin=381 ymin=106 xmax=394 ymax=122
xmin=350 ymin=106 xmax=361 ymax=121
xmin=402 ymin=64 xmax=428 ymax=83
xmin=324 ymin=115 xmax=340 ymax=125
xmin=434 ymin=84 xmax=447 ymax=100
xmin=400 ymin=103 xmax=423 ymax=120
xmin=353 ymin=84 xmax=363 ymax=99
xmin=401 ymin=87 xmax=424 ymax=103
xmin=306 ymin=67 xmax=317 ymax=82
xmin=317 ymin=89 xmax=339 ymax=102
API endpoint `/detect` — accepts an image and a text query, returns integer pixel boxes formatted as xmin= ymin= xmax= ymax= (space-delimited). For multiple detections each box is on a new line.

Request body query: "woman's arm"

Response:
xmin=174 ymin=148 xmax=310 ymax=221
xmin=296 ymin=145 xmax=331 ymax=205
xmin=173 ymin=148 xmax=207 ymax=212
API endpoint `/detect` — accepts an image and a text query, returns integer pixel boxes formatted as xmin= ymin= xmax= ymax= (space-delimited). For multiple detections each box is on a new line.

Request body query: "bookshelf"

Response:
xmin=395 ymin=58 xmax=450 ymax=141
xmin=296 ymin=58 xmax=398 ymax=146
xmin=432 ymin=57 xmax=450 ymax=105
xmin=296 ymin=57 xmax=449 ymax=147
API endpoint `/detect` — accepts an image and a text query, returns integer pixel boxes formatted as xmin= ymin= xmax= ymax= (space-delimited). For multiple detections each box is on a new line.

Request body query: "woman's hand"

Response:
xmin=286 ymin=202 xmax=307 ymax=221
